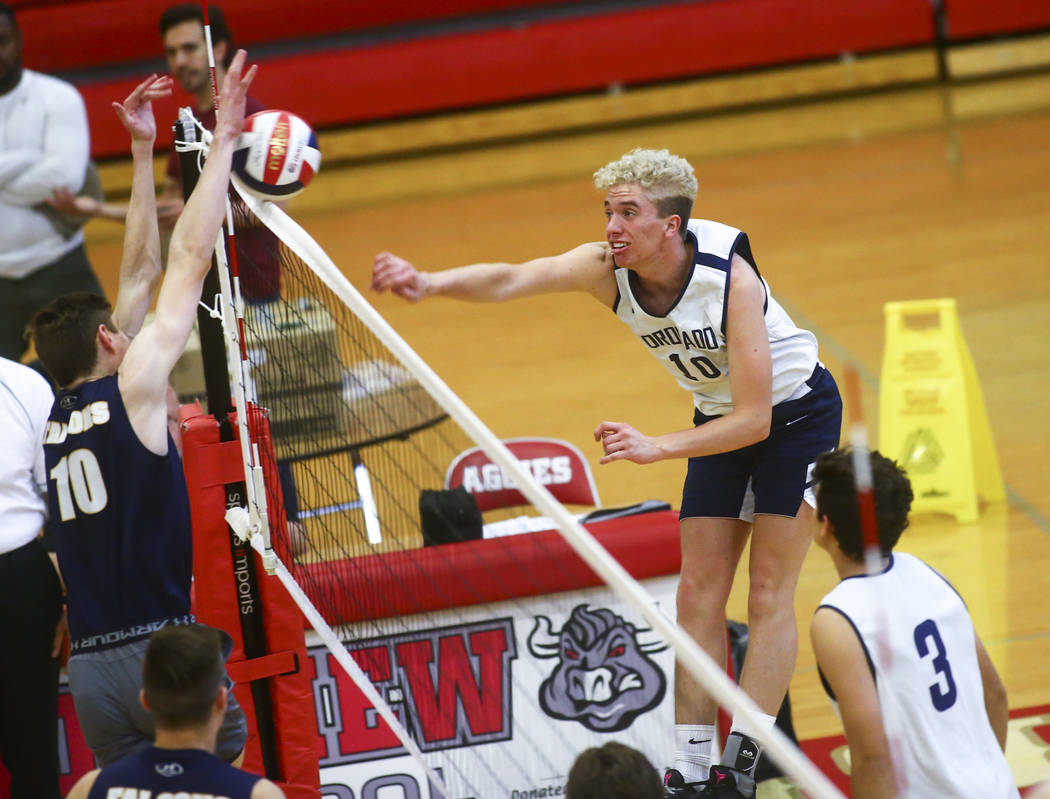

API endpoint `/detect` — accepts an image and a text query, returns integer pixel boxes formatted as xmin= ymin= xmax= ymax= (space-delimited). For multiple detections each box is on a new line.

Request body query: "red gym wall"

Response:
xmin=10 ymin=0 xmax=1050 ymax=161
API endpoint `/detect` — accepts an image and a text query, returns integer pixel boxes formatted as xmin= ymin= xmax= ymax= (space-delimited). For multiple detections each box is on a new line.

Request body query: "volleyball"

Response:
xmin=232 ymin=110 xmax=321 ymax=200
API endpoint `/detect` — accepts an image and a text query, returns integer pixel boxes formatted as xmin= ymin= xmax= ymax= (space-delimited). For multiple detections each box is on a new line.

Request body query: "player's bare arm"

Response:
xmin=595 ymin=254 xmax=772 ymax=464
xmin=252 ymin=777 xmax=289 ymax=799
xmin=371 ymin=242 xmax=618 ymax=306
xmin=109 ymin=74 xmax=172 ymax=337
xmin=119 ymin=51 xmax=256 ymax=455
xmin=975 ymin=637 xmax=1010 ymax=750
xmin=64 ymin=768 xmax=100 ymax=799
xmin=811 ymin=608 xmax=898 ymax=799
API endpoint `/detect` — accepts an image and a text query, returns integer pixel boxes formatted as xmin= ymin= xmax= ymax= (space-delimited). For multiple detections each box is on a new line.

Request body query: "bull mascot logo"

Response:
xmin=527 ymin=604 xmax=667 ymax=732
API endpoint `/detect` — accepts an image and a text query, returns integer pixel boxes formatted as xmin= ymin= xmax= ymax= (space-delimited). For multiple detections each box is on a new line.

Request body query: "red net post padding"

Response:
xmin=181 ymin=405 xmax=320 ymax=799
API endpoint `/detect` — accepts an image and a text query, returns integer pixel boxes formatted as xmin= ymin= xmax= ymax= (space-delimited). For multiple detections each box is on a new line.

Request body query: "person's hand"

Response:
xmin=594 ymin=421 xmax=662 ymax=465
xmin=213 ymin=50 xmax=257 ymax=142
xmin=113 ymin=74 xmax=173 ymax=143
xmin=47 ymin=186 xmax=99 ymax=217
xmin=51 ymin=604 xmax=70 ymax=662
xmin=371 ymin=252 xmax=430 ymax=302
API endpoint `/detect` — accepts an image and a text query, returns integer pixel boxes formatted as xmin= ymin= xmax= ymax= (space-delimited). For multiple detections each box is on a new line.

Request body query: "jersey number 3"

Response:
xmin=50 ymin=449 xmax=108 ymax=521
xmin=914 ymin=618 xmax=958 ymax=711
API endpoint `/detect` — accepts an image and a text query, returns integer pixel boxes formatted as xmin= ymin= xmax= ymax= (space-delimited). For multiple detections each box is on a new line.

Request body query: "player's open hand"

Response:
xmin=372 ymin=252 xmax=429 ymax=302
xmin=594 ymin=421 xmax=662 ymax=465
xmin=112 ymin=74 xmax=173 ymax=143
xmin=214 ymin=49 xmax=257 ymax=141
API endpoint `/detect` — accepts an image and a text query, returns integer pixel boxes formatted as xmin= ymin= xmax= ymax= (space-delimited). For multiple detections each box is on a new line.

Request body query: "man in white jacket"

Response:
xmin=0 ymin=2 xmax=102 ymax=363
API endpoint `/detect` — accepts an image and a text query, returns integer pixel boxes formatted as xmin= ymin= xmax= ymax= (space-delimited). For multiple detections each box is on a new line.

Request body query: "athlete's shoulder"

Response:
xmin=894 ymin=551 xmax=967 ymax=605
xmin=686 ymin=218 xmax=745 ymax=259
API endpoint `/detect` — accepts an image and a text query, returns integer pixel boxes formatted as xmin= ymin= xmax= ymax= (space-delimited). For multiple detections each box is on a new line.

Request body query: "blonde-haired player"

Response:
xmin=372 ymin=147 xmax=842 ymax=798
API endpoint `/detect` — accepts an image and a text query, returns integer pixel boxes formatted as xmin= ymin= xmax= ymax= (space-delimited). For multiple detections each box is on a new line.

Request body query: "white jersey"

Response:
xmin=818 ymin=553 xmax=1019 ymax=799
xmin=613 ymin=218 xmax=817 ymax=416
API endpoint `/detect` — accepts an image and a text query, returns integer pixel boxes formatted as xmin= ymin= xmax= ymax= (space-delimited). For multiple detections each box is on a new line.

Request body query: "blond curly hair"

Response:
xmin=593 ymin=148 xmax=697 ymax=232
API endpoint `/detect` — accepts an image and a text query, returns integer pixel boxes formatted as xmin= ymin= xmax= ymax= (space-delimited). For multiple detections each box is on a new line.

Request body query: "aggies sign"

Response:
xmin=308 ymin=618 xmax=517 ymax=765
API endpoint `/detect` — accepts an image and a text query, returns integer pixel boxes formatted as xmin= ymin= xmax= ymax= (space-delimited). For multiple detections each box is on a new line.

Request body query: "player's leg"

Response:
xmin=698 ymin=506 xmax=811 ymax=799
xmin=708 ymin=367 xmax=842 ymax=796
xmin=737 ymin=506 xmax=813 ymax=712
xmin=669 ymin=445 xmax=754 ymax=794
xmin=671 ymin=515 xmax=750 ymax=789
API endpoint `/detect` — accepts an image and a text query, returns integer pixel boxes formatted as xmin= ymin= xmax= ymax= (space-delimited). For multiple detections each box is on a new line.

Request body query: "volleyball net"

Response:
xmin=174 ymin=153 xmax=845 ymax=798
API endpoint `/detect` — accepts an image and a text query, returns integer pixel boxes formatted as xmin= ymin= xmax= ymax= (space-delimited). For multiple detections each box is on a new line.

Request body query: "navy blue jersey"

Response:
xmin=43 ymin=375 xmax=193 ymax=651
xmin=87 ymin=746 xmax=260 ymax=799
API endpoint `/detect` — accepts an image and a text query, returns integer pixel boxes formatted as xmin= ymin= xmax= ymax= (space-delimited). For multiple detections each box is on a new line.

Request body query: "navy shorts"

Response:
xmin=680 ymin=364 xmax=842 ymax=521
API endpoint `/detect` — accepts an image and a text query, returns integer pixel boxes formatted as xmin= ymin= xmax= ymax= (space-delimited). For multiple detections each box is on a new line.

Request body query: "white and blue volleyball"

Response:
xmin=233 ymin=110 xmax=320 ymax=200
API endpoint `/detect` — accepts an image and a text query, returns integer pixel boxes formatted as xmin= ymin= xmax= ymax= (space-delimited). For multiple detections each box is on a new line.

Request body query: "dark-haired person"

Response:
xmin=0 ymin=1 xmax=102 ymax=363
xmin=65 ymin=625 xmax=286 ymax=799
xmin=159 ymin=3 xmax=282 ymax=300
xmin=28 ymin=53 xmax=256 ymax=767
xmin=49 ymin=4 xmax=281 ymax=303
xmin=568 ymin=742 xmax=663 ymax=799
xmin=373 ymin=148 xmax=842 ymax=798
xmin=810 ymin=447 xmax=1019 ymax=798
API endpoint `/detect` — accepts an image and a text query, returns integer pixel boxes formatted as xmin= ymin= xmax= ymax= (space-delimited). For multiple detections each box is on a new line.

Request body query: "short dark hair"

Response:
xmin=27 ymin=292 xmax=115 ymax=388
xmin=567 ymin=742 xmax=662 ymax=799
xmin=159 ymin=4 xmax=233 ymax=68
xmin=814 ymin=447 xmax=914 ymax=560
xmin=143 ymin=625 xmax=227 ymax=730
xmin=0 ymin=3 xmax=16 ymax=28
xmin=653 ymin=196 xmax=694 ymax=241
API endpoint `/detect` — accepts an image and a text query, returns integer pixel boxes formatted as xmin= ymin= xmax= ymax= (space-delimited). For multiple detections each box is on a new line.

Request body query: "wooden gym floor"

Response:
xmin=84 ymin=52 xmax=1050 ymax=785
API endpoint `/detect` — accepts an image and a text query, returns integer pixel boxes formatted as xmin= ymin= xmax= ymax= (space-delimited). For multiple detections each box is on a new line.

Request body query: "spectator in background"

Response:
xmin=0 ymin=2 xmax=103 ymax=363
xmin=567 ymin=742 xmax=663 ymax=799
xmin=0 ymin=356 xmax=67 ymax=799
xmin=53 ymin=4 xmax=282 ymax=303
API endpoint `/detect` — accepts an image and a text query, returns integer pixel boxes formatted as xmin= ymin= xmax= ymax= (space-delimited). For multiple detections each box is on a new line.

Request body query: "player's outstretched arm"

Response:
xmin=811 ymin=608 xmax=898 ymax=799
xmin=371 ymin=244 xmax=617 ymax=305
xmin=975 ymin=636 xmax=1009 ymax=750
xmin=119 ymin=51 xmax=256 ymax=455
xmin=110 ymin=74 xmax=173 ymax=337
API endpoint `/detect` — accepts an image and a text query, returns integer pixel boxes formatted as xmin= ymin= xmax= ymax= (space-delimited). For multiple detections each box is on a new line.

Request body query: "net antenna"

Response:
xmin=843 ymin=367 xmax=883 ymax=576
xmin=843 ymin=366 xmax=905 ymax=797
xmin=194 ymin=1 xmax=274 ymax=563
xmin=232 ymin=179 xmax=847 ymax=799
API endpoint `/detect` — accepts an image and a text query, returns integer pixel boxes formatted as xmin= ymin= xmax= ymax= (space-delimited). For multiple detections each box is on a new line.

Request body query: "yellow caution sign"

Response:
xmin=879 ymin=299 xmax=1004 ymax=523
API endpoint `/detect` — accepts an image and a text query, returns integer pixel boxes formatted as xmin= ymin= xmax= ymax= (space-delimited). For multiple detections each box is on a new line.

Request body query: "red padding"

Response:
xmin=17 ymin=0 xmax=576 ymax=74
xmin=945 ymin=0 xmax=1050 ymax=38
xmin=294 ymin=510 xmax=682 ymax=627
xmin=226 ymin=651 xmax=299 ymax=685
xmin=76 ymin=0 xmax=934 ymax=159
xmin=181 ymin=407 xmax=320 ymax=799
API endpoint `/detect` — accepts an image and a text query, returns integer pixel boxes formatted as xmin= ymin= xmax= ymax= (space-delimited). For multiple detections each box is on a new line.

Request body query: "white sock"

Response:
xmin=674 ymin=724 xmax=716 ymax=783
xmin=729 ymin=712 xmax=776 ymax=740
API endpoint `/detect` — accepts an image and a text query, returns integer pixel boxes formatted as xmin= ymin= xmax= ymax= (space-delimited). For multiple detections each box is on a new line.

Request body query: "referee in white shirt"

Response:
xmin=0 ymin=3 xmax=103 ymax=363
xmin=0 ymin=356 xmax=66 ymax=799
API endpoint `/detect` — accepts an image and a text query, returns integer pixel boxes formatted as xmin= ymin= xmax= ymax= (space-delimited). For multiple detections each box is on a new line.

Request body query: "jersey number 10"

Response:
xmin=49 ymin=449 xmax=109 ymax=521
